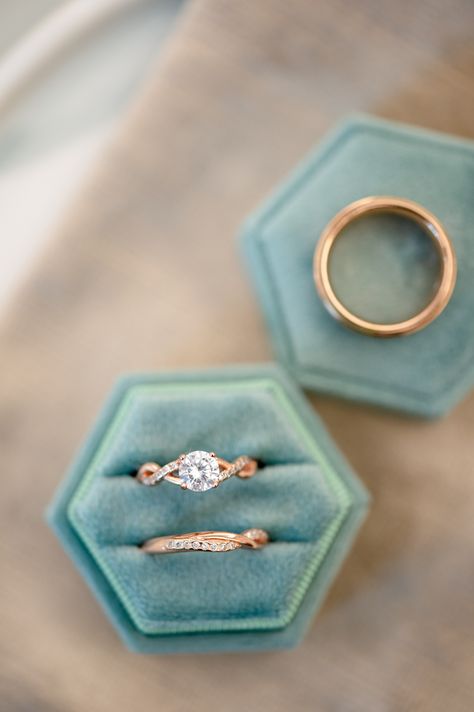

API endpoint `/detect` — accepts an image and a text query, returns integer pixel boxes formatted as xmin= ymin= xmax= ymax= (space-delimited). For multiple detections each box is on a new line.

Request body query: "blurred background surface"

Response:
xmin=1 ymin=2 xmax=473 ymax=712
xmin=0 ymin=0 xmax=184 ymax=314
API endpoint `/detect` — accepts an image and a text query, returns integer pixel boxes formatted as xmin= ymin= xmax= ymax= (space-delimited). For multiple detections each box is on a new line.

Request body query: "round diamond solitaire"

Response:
xmin=178 ymin=450 xmax=221 ymax=492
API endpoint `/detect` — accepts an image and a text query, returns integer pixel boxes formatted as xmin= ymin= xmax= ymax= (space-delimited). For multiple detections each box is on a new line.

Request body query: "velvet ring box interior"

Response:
xmin=241 ymin=115 xmax=474 ymax=417
xmin=47 ymin=364 xmax=369 ymax=654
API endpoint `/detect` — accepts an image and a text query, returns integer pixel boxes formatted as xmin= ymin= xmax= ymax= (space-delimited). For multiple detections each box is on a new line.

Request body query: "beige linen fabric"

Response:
xmin=1 ymin=1 xmax=473 ymax=710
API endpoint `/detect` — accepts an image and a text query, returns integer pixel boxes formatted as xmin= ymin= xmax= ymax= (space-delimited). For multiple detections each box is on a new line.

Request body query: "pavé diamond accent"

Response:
xmin=142 ymin=528 xmax=269 ymax=555
xmin=218 ymin=455 xmax=252 ymax=481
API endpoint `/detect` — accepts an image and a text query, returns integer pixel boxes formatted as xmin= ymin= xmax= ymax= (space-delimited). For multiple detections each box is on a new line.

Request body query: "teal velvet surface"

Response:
xmin=48 ymin=365 xmax=369 ymax=653
xmin=241 ymin=115 xmax=474 ymax=417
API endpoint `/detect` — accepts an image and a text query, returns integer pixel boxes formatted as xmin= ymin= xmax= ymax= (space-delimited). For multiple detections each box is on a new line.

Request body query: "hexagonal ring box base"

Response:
xmin=242 ymin=115 xmax=474 ymax=417
xmin=48 ymin=365 xmax=369 ymax=654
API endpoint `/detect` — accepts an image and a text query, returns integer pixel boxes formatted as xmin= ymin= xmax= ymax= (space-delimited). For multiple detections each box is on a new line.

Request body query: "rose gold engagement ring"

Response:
xmin=314 ymin=196 xmax=457 ymax=337
xmin=136 ymin=450 xmax=258 ymax=492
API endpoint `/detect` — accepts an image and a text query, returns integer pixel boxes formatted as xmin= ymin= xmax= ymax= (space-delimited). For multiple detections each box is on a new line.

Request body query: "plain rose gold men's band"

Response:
xmin=313 ymin=196 xmax=457 ymax=337
xmin=142 ymin=528 xmax=269 ymax=554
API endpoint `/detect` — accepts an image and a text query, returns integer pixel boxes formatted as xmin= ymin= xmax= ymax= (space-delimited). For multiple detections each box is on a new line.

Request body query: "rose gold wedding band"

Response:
xmin=314 ymin=196 xmax=457 ymax=337
xmin=142 ymin=528 xmax=269 ymax=554
xmin=136 ymin=450 xmax=258 ymax=492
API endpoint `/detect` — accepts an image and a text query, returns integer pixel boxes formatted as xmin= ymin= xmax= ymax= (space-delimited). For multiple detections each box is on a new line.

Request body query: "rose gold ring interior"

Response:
xmin=141 ymin=528 xmax=269 ymax=554
xmin=136 ymin=453 xmax=258 ymax=489
xmin=313 ymin=196 xmax=457 ymax=337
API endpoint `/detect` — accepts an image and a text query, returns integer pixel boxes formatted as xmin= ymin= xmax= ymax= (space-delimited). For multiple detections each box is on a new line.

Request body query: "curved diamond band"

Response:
xmin=136 ymin=450 xmax=258 ymax=492
xmin=142 ymin=528 xmax=269 ymax=554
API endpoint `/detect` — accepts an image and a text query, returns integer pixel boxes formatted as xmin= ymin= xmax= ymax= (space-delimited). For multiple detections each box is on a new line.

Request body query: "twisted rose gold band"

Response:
xmin=136 ymin=451 xmax=257 ymax=490
xmin=142 ymin=528 xmax=269 ymax=554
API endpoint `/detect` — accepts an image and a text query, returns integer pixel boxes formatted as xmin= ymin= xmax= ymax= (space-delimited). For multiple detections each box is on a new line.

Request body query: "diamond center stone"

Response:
xmin=178 ymin=450 xmax=220 ymax=492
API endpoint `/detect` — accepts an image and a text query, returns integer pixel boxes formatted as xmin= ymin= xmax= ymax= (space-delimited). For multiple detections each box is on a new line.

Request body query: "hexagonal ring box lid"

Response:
xmin=47 ymin=364 xmax=369 ymax=654
xmin=241 ymin=115 xmax=474 ymax=417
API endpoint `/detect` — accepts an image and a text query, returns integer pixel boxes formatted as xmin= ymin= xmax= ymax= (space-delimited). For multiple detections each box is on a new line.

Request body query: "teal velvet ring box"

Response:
xmin=242 ymin=115 xmax=474 ymax=417
xmin=48 ymin=365 xmax=369 ymax=654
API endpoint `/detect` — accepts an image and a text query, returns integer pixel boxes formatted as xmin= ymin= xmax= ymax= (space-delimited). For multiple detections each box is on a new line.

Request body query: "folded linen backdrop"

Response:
xmin=1 ymin=0 xmax=473 ymax=710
